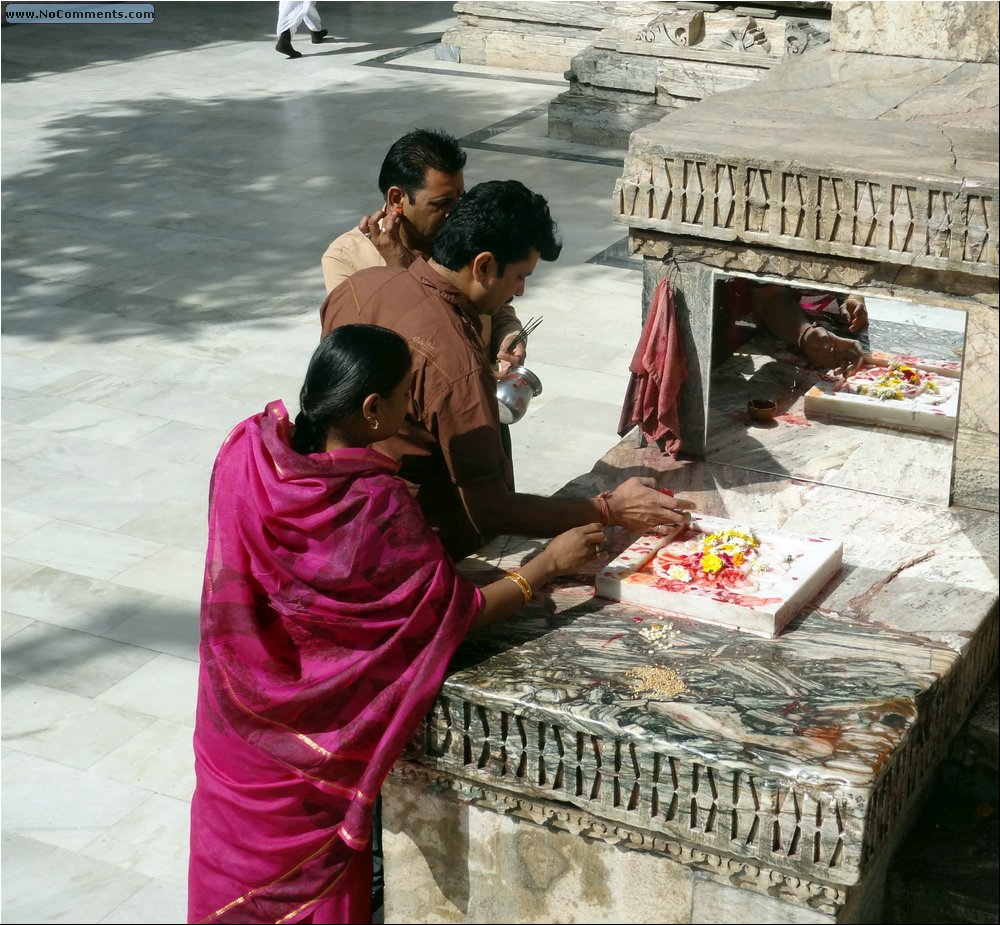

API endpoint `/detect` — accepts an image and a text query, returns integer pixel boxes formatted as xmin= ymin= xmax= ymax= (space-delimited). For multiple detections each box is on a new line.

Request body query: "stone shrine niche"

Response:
xmin=705 ymin=274 xmax=967 ymax=507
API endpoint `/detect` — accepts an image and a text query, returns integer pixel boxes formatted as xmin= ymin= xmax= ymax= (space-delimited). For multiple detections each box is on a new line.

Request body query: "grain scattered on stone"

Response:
xmin=626 ymin=665 xmax=687 ymax=697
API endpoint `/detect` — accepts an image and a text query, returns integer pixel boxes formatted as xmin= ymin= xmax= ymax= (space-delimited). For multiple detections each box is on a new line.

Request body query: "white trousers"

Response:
xmin=276 ymin=2 xmax=322 ymax=36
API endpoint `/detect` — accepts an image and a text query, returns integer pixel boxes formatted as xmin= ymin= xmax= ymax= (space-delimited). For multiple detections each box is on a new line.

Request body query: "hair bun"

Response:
xmin=292 ymin=409 xmax=320 ymax=454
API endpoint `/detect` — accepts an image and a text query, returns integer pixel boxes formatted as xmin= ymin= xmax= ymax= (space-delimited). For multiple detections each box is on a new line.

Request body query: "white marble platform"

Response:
xmin=595 ymin=515 xmax=843 ymax=637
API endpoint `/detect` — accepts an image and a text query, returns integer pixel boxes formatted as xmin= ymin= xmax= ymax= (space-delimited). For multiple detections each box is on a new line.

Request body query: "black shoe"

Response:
xmin=310 ymin=28 xmax=328 ymax=43
xmin=276 ymin=30 xmax=302 ymax=58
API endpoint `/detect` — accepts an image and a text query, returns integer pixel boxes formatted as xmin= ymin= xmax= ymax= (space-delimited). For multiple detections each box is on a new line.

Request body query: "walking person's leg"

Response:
xmin=275 ymin=1 xmax=307 ymax=58
xmin=302 ymin=2 xmax=328 ymax=42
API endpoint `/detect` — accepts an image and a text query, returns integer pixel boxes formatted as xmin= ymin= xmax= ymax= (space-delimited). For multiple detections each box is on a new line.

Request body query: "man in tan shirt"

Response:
xmin=320 ymin=180 xmax=694 ymax=560
xmin=321 ymin=128 xmax=524 ymax=370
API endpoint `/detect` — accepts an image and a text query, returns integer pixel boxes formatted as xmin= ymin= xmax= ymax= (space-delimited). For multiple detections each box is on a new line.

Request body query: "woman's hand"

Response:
xmin=538 ymin=523 xmax=607 ymax=575
xmin=473 ymin=524 xmax=605 ymax=631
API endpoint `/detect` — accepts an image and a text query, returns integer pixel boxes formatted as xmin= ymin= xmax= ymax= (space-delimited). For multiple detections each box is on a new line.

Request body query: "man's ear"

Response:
xmin=386 ymin=186 xmax=406 ymax=210
xmin=471 ymin=252 xmax=494 ymax=283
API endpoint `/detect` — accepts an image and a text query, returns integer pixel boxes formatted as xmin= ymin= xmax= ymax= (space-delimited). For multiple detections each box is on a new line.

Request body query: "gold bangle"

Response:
xmin=505 ymin=570 xmax=532 ymax=603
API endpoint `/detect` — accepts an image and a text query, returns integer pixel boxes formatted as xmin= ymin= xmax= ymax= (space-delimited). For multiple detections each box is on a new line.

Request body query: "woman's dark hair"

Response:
xmin=377 ymin=128 xmax=466 ymax=200
xmin=432 ymin=179 xmax=561 ymax=274
xmin=292 ymin=325 xmax=411 ymax=454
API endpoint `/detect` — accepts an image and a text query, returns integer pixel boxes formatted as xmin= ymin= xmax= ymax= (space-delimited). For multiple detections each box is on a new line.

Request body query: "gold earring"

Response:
xmin=368 ymin=418 xmax=379 ymax=431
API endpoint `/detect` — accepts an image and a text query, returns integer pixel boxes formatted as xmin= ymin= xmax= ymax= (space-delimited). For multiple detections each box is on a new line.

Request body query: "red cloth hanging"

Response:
xmin=617 ymin=277 xmax=688 ymax=457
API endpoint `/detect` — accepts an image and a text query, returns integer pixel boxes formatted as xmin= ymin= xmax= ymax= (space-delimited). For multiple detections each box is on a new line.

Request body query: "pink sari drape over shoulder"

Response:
xmin=188 ymin=401 xmax=482 ymax=924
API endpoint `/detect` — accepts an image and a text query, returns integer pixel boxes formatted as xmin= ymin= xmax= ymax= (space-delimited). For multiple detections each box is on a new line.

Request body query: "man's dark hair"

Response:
xmin=432 ymin=180 xmax=562 ymax=274
xmin=377 ymin=129 xmax=467 ymax=199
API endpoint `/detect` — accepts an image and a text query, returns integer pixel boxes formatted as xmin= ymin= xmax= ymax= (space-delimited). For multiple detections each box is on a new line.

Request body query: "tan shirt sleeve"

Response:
xmin=321 ymin=229 xmax=385 ymax=293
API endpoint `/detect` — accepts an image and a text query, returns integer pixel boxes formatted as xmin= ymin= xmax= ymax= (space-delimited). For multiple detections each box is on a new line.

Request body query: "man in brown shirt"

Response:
xmin=320 ymin=180 xmax=694 ymax=560
xmin=321 ymin=128 xmax=523 ymax=370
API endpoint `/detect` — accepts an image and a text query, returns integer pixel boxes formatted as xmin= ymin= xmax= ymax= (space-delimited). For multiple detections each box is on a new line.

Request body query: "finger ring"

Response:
xmin=594 ymin=544 xmax=601 ymax=555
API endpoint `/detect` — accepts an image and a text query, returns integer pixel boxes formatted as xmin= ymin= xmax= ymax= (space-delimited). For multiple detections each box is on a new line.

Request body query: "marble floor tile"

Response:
xmin=2 ymin=610 xmax=34 ymax=642
xmin=97 ymin=654 xmax=198 ymax=727
xmin=1 ymin=831 xmax=150 ymax=925
xmin=0 ymin=508 xmax=51 ymax=545
xmin=1 ymin=752 xmax=153 ymax=852
xmin=2 ymin=681 xmax=156 ymax=770
xmin=126 ymin=419 xmax=228 ymax=465
xmin=91 ymin=719 xmax=196 ymax=803
xmin=116 ymin=500 xmax=209 ymax=552
xmin=2 ymin=622 xmax=159 ymax=699
xmin=0 ymin=352 xmax=81 ymax=392
xmin=96 ymin=877 xmax=188 ymax=925
xmin=23 ymin=368 xmax=133 ymax=404
xmin=20 ymin=432 xmax=165 ymax=488
xmin=80 ymin=793 xmax=191 ymax=889
xmin=3 ymin=521 xmax=163 ymax=581
xmin=0 ymin=556 xmax=45 ymax=587
xmin=110 ymin=545 xmax=206 ymax=603
xmin=1 ymin=387 xmax=72 ymax=426
xmin=3 ymin=473 xmax=179 ymax=533
xmin=1 ymin=671 xmax=27 ymax=696
xmin=0 ymin=566 xmax=161 ymax=635
xmin=103 ymin=594 xmax=201 ymax=662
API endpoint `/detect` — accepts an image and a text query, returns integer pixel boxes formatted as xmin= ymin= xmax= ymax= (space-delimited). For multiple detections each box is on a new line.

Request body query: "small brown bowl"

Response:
xmin=747 ymin=398 xmax=778 ymax=422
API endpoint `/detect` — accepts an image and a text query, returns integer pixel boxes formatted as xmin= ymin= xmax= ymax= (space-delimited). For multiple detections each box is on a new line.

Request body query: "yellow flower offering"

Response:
xmin=701 ymin=553 xmax=724 ymax=574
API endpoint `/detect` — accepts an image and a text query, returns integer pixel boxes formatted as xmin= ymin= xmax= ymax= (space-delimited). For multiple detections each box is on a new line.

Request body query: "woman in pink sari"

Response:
xmin=188 ymin=325 xmax=604 ymax=924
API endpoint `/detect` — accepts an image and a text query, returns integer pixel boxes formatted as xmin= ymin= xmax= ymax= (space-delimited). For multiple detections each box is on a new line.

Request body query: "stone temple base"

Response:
xmin=382 ymin=766 xmax=890 ymax=924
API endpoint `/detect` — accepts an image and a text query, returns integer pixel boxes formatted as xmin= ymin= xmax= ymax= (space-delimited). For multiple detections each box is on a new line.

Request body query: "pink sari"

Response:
xmin=188 ymin=401 xmax=482 ymax=924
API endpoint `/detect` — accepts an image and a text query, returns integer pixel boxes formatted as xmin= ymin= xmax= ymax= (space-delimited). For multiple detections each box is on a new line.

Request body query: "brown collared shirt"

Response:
xmin=320 ymin=257 xmax=512 ymax=559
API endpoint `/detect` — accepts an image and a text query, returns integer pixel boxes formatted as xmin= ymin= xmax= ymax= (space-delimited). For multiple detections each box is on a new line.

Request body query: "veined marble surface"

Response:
xmin=429 ymin=441 xmax=998 ymax=888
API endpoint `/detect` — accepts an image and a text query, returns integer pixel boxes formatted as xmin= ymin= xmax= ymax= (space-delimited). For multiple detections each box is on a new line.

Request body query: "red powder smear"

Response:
xmin=602 ymin=633 xmax=624 ymax=648
xmin=794 ymin=725 xmax=844 ymax=746
xmin=777 ymin=414 xmax=812 ymax=427
xmin=711 ymin=589 xmax=783 ymax=607
xmin=632 ymin=616 xmax=644 ymax=623
xmin=635 ymin=568 xmax=782 ymax=608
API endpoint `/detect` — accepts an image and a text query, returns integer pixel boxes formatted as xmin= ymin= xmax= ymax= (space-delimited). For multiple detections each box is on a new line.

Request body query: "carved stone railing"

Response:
xmin=614 ymin=144 xmax=999 ymax=278
xmin=419 ymin=694 xmax=860 ymax=883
